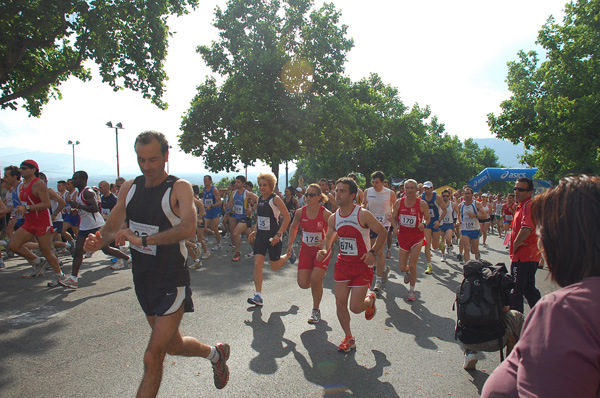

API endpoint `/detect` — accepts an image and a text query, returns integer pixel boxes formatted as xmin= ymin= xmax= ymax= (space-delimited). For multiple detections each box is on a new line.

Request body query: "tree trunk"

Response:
xmin=271 ymin=161 xmax=280 ymax=190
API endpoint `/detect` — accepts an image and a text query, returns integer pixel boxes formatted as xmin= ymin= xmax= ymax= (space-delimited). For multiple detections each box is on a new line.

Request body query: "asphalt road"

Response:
xmin=0 ymin=229 xmax=556 ymax=398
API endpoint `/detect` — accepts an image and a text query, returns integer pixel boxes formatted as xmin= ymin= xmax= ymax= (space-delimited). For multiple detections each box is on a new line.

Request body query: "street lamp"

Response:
xmin=67 ymin=140 xmax=80 ymax=173
xmin=166 ymin=145 xmax=173 ymax=174
xmin=106 ymin=121 xmax=124 ymax=178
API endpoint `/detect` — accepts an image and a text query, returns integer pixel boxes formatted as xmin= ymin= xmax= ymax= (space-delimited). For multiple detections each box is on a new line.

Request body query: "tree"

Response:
xmin=179 ymin=0 xmax=353 ymax=179
xmin=487 ymin=0 xmax=600 ymax=182
xmin=0 ymin=0 xmax=197 ymax=116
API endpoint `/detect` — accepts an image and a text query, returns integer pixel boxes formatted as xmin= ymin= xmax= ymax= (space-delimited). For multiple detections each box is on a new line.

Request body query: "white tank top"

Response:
xmin=442 ymin=201 xmax=453 ymax=224
xmin=77 ymin=187 xmax=105 ymax=231
xmin=365 ymin=187 xmax=393 ymax=227
xmin=461 ymin=202 xmax=480 ymax=231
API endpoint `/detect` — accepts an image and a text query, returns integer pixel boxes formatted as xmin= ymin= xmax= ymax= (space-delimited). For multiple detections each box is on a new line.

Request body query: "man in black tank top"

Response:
xmin=84 ymin=131 xmax=230 ymax=395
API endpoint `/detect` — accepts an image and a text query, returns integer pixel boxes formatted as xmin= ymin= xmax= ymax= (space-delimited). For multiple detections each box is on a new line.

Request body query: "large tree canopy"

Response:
xmin=293 ymin=74 xmax=500 ymax=188
xmin=487 ymin=0 xmax=600 ymax=182
xmin=179 ymin=0 xmax=353 ymax=177
xmin=0 ymin=0 xmax=197 ymax=116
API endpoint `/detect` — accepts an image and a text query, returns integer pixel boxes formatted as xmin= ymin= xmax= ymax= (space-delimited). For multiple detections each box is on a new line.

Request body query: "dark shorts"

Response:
xmin=370 ymin=226 xmax=391 ymax=240
xmin=425 ymin=218 xmax=441 ymax=232
xmin=254 ymin=232 xmax=283 ymax=261
xmin=235 ymin=217 xmax=252 ymax=228
xmin=63 ymin=213 xmax=80 ymax=227
xmin=135 ymin=285 xmax=194 ymax=317
xmin=79 ymin=227 xmax=101 ymax=238
xmin=481 ymin=218 xmax=492 ymax=223
xmin=53 ymin=221 xmax=63 ymax=234
xmin=15 ymin=218 xmax=25 ymax=230
xmin=441 ymin=223 xmax=454 ymax=232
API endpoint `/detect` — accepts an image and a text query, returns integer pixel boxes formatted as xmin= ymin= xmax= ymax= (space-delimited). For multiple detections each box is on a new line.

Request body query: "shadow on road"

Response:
xmin=290 ymin=321 xmax=397 ymax=397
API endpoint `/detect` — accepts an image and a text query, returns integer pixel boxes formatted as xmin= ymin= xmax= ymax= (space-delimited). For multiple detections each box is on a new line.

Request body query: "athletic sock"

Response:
xmin=255 ymin=292 xmax=262 ymax=298
xmin=70 ymin=275 xmax=78 ymax=282
xmin=207 ymin=346 xmax=220 ymax=363
xmin=376 ymin=277 xmax=382 ymax=283
xmin=32 ymin=257 xmax=41 ymax=265
xmin=409 ymin=285 xmax=415 ymax=292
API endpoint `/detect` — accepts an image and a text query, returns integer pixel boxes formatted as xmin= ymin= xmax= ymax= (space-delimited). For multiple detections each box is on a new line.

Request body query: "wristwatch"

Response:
xmin=25 ymin=205 xmax=31 ymax=211
xmin=369 ymin=249 xmax=376 ymax=255
xmin=141 ymin=235 xmax=148 ymax=247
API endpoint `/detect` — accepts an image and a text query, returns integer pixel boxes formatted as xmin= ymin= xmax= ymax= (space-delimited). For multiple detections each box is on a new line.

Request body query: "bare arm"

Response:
xmin=360 ymin=209 xmax=387 ymax=264
xmin=420 ymin=200 xmax=431 ymax=230
xmin=194 ymin=197 xmax=206 ymax=218
xmin=212 ymin=188 xmax=222 ymax=208
xmin=17 ymin=180 xmax=51 ymax=214
xmin=317 ymin=214 xmax=338 ymax=260
xmin=72 ymin=188 xmax=99 ymax=213
xmin=271 ymin=195 xmax=291 ymax=246
xmin=48 ymin=188 xmax=66 ymax=218
xmin=286 ymin=207 xmax=303 ymax=253
xmin=436 ymin=194 xmax=447 ymax=225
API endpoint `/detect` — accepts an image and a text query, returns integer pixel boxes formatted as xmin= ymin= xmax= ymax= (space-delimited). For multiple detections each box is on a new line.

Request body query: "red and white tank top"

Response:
xmin=19 ymin=178 xmax=51 ymax=226
xmin=396 ymin=197 xmax=424 ymax=232
xmin=299 ymin=205 xmax=328 ymax=248
xmin=334 ymin=205 xmax=370 ymax=265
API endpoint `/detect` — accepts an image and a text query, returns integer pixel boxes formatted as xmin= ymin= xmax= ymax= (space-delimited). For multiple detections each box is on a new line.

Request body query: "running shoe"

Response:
xmin=48 ymin=273 xmax=69 ymax=287
xmin=201 ymin=251 xmax=211 ymax=260
xmin=457 ymin=253 xmax=463 ymax=261
xmin=407 ymin=290 xmax=416 ymax=302
xmin=212 ymin=343 xmax=230 ymax=389
xmin=58 ymin=276 xmax=78 ymax=289
xmin=110 ymin=259 xmax=125 ymax=270
xmin=84 ymin=251 xmax=94 ymax=258
xmin=386 ymin=249 xmax=392 ymax=259
xmin=475 ymin=252 xmax=481 ymax=260
xmin=373 ymin=280 xmax=382 ymax=293
xmin=68 ymin=243 xmax=76 ymax=257
xmin=22 ymin=259 xmax=47 ymax=278
xmin=288 ymin=249 xmax=297 ymax=264
xmin=189 ymin=259 xmax=202 ymax=269
xmin=338 ymin=336 xmax=356 ymax=353
xmin=425 ymin=263 xmax=433 ymax=274
xmin=247 ymin=294 xmax=263 ymax=306
xmin=245 ymin=252 xmax=254 ymax=258
xmin=212 ymin=245 xmax=222 ymax=251
xmin=365 ymin=292 xmax=376 ymax=320
xmin=442 ymin=254 xmax=447 ymax=262
xmin=382 ymin=265 xmax=390 ymax=284
xmin=403 ymin=271 xmax=410 ymax=284
xmin=308 ymin=309 xmax=321 ymax=324
xmin=463 ymin=349 xmax=478 ymax=370
xmin=232 ymin=252 xmax=241 ymax=262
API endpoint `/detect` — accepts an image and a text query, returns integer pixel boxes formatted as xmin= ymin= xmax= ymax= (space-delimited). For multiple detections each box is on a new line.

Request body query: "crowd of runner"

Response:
xmin=0 ymin=134 xmax=550 ymax=396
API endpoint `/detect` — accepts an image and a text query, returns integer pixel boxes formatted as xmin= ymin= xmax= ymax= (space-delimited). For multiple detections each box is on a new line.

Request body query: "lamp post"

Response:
xmin=106 ymin=122 xmax=124 ymax=178
xmin=167 ymin=145 xmax=173 ymax=174
xmin=67 ymin=140 xmax=80 ymax=173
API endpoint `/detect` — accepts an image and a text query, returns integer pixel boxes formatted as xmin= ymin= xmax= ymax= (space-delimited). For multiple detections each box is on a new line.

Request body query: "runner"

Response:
xmin=492 ymin=193 xmax=504 ymax=238
xmin=83 ymin=131 xmax=230 ymax=395
xmin=61 ymin=178 xmax=80 ymax=249
xmin=283 ymin=186 xmax=299 ymax=227
xmin=509 ymin=177 xmax=542 ymax=313
xmin=202 ymin=175 xmax=223 ymax=252
xmin=229 ymin=175 xmax=258 ymax=262
xmin=479 ymin=193 xmax=492 ymax=246
xmin=362 ymin=171 xmax=395 ymax=293
xmin=319 ymin=178 xmax=337 ymax=212
xmin=440 ymin=189 xmax=459 ymax=262
xmin=296 ymin=186 xmax=306 ymax=208
xmin=286 ymin=183 xmax=333 ymax=323
xmin=457 ymin=186 xmax=488 ymax=264
xmin=502 ymin=194 xmax=517 ymax=247
xmin=347 ymin=173 xmax=364 ymax=205
xmin=421 ymin=181 xmax=447 ymax=275
xmin=59 ymin=171 xmax=131 ymax=289
xmin=317 ymin=177 xmax=386 ymax=352
xmin=390 ymin=179 xmax=430 ymax=302
xmin=3 ymin=166 xmax=24 ymax=240
xmin=246 ymin=172 xmax=294 ymax=306
xmin=6 ymin=160 xmax=68 ymax=285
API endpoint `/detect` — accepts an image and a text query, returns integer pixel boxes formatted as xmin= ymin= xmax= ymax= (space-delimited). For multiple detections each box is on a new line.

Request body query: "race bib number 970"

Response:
xmin=339 ymin=237 xmax=358 ymax=256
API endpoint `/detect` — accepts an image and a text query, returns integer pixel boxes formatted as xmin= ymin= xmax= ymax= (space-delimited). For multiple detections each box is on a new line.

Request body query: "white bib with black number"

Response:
xmin=339 ymin=237 xmax=358 ymax=256
xmin=257 ymin=216 xmax=270 ymax=231
xmin=302 ymin=231 xmax=322 ymax=247
xmin=400 ymin=214 xmax=417 ymax=228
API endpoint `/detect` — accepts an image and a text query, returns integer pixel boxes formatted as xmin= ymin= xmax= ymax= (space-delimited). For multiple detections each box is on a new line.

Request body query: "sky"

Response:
xmin=0 ymin=0 xmax=568 ymax=177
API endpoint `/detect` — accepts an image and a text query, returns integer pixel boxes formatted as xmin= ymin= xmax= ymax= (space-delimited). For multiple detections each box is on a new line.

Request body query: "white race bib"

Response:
xmin=129 ymin=220 xmax=160 ymax=256
xmin=505 ymin=215 xmax=513 ymax=221
xmin=204 ymin=198 xmax=213 ymax=206
xmin=234 ymin=204 xmax=244 ymax=215
xmin=339 ymin=237 xmax=358 ymax=256
xmin=400 ymin=214 xmax=417 ymax=228
xmin=257 ymin=216 xmax=270 ymax=231
xmin=374 ymin=214 xmax=385 ymax=223
xmin=428 ymin=208 xmax=435 ymax=218
xmin=302 ymin=231 xmax=322 ymax=247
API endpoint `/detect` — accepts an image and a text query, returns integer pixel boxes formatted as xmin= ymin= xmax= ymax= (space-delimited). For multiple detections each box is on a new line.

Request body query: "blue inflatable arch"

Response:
xmin=467 ymin=168 xmax=552 ymax=192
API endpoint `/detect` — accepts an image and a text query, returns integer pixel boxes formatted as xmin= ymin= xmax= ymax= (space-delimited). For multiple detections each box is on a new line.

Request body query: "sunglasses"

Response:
xmin=19 ymin=165 xmax=32 ymax=170
xmin=513 ymin=187 xmax=528 ymax=192
xmin=442 ymin=195 xmax=450 ymax=198
xmin=305 ymin=193 xmax=319 ymax=197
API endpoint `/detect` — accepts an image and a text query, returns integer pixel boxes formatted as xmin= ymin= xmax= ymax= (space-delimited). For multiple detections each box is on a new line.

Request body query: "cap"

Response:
xmin=296 ymin=187 xmax=303 ymax=192
xmin=423 ymin=181 xmax=433 ymax=189
xmin=21 ymin=160 xmax=39 ymax=170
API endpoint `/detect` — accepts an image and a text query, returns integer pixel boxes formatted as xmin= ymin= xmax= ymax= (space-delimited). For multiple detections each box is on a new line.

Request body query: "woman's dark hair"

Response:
xmin=531 ymin=174 xmax=600 ymax=287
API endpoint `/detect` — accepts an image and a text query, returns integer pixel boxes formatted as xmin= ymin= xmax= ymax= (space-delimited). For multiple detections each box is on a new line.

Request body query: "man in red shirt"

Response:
xmin=509 ymin=177 xmax=541 ymax=313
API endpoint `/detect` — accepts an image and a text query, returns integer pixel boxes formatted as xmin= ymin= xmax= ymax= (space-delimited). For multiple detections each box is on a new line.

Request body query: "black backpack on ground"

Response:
xmin=453 ymin=260 xmax=514 ymax=360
